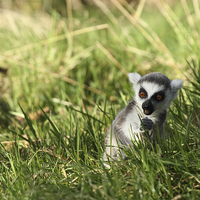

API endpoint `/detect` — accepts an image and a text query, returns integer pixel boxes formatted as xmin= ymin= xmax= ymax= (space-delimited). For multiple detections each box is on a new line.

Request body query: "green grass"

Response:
xmin=0 ymin=0 xmax=200 ymax=199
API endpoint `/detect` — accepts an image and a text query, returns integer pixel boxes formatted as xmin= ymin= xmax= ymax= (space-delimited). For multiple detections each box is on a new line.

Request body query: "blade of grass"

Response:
xmin=19 ymin=104 xmax=40 ymax=149
xmin=39 ymin=105 xmax=60 ymax=135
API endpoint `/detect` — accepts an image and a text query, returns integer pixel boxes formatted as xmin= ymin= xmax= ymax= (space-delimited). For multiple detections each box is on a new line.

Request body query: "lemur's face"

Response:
xmin=128 ymin=72 xmax=183 ymax=117
xmin=137 ymin=82 xmax=167 ymax=115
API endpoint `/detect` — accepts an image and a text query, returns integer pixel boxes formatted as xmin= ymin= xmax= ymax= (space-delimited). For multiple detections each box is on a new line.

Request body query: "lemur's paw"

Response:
xmin=140 ymin=117 xmax=154 ymax=131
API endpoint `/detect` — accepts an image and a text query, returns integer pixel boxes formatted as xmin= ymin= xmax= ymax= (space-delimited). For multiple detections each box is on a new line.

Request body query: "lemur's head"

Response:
xmin=128 ymin=72 xmax=183 ymax=116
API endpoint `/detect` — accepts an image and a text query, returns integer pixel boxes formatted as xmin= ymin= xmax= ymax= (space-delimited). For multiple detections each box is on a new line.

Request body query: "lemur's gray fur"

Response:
xmin=103 ymin=72 xmax=183 ymax=163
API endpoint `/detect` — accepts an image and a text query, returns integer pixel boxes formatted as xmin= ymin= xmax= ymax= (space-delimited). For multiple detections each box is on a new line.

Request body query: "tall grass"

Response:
xmin=0 ymin=0 xmax=200 ymax=199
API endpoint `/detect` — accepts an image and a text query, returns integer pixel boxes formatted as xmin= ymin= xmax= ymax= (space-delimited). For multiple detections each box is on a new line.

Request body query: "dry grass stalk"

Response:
xmin=96 ymin=42 xmax=128 ymax=75
xmin=93 ymin=0 xmax=119 ymax=25
xmin=193 ymin=0 xmax=200 ymax=19
xmin=181 ymin=0 xmax=199 ymax=40
xmin=4 ymin=24 xmax=109 ymax=56
xmin=110 ymin=0 xmax=172 ymax=58
xmin=135 ymin=0 xmax=146 ymax=18
xmin=0 ymin=54 xmax=105 ymax=96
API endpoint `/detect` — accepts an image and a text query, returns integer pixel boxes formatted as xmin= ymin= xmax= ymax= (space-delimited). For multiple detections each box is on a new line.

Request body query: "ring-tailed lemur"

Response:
xmin=103 ymin=72 xmax=183 ymax=163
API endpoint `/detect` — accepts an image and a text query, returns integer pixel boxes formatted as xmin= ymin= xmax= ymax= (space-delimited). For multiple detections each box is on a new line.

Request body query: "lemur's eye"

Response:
xmin=139 ymin=88 xmax=147 ymax=99
xmin=153 ymin=91 xmax=165 ymax=101
xmin=139 ymin=91 xmax=146 ymax=98
xmin=156 ymin=95 xmax=162 ymax=100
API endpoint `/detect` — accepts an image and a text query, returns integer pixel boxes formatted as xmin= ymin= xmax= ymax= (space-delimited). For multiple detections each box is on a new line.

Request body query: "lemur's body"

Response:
xmin=103 ymin=72 xmax=183 ymax=162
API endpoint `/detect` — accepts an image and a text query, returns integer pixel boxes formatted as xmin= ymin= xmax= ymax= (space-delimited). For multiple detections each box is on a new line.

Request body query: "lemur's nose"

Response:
xmin=142 ymin=99 xmax=152 ymax=109
xmin=142 ymin=99 xmax=154 ymax=115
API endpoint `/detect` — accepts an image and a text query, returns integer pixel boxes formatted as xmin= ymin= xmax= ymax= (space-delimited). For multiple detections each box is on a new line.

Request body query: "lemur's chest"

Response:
xmin=120 ymin=108 xmax=155 ymax=142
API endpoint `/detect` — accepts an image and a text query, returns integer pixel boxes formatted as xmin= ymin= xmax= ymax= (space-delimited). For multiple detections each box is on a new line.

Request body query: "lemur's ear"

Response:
xmin=170 ymin=79 xmax=183 ymax=92
xmin=128 ymin=73 xmax=141 ymax=85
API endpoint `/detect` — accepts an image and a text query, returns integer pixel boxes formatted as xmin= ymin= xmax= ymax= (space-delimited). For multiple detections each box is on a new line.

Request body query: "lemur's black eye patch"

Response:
xmin=152 ymin=91 xmax=165 ymax=101
xmin=139 ymin=88 xmax=147 ymax=99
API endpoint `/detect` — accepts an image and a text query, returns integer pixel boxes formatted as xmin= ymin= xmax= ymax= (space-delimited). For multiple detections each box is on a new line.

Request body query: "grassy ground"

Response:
xmin=0 ymin=0 xmax=200 ymax=199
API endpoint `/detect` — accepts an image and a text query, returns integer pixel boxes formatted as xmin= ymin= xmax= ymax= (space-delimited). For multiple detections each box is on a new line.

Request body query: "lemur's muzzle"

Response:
xmin=142 ymin=99 xmax=154 ymax=115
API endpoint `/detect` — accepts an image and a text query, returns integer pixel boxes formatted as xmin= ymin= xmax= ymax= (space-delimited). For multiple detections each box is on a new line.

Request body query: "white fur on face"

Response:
xmin=140 ymin=82 xmax=165 ymax=97
xmin=134 ymin=82 xmax=165 ymax=106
